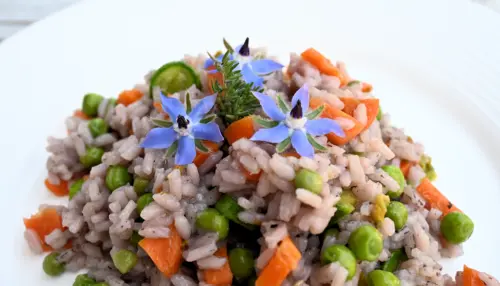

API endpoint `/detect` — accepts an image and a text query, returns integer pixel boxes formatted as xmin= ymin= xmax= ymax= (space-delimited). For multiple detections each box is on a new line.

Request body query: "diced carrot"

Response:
xmin=240 ymin=165 xmax=262 ymax=182
xmin=224 ymin=116 xmax=256 ymax=145
xmin=117 ymin=89 xmax=143 ymax=106
xmin=193 ymin=141 xmax=220 ymax=167
xmin=73 ymin=109 xmax=90 ymax=120
xmin=361 ymin=82 xmax=373 ymax=93
xmin=281 ymin=151 xmax=301 ymax=158
xmin=139 ymin=225 xmax=182 ymax=278
xmin=309 ymin=97 xmax=364 ymax=145
xmin=463 ymin=265 xmax=484 ymax=286
xmin=44 ymin=178 xmax=69 ymax=197
xmin=416 ymin=178 xmax=461 ymax=217
xmin=339 ymin=97 xmax=379 ymax=131
xmin=256 ymin=236 xmax=301 ymax=286
xmin=399 ymin=160 xmax=415 ymax=179
xmin=204 ymin=247 xmax=233 ymax=285
xmin=301 ymin=48 xmax=347 ymax=86
xmin=24 ymin=208 xmax=65 ymax=251
xmin=206 ymin=65 xmax=224 ymax=95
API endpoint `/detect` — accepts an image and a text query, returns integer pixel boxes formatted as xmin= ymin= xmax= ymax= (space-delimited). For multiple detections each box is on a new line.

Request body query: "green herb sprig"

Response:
xmin=209 ymin=51 xmax=263 ymax=125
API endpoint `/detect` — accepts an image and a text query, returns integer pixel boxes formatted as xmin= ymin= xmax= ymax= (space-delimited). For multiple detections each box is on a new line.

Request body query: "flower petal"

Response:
xmin=203 ymin=54 xmax=226 ymax=69
xmin=250 ymin=124 xmax=290 ymax=143
xmin=291 ymin=84 xmax=309 ymax=115
xmin=250 ymin=59 xmax=284 ymax=75
xmin=189 ymin=94 xmax=217 ymax=123
xmin=305 ymin=118 xmax=345 ymax=137
xmin=140 ymin=127 xmax=178 ymax=149
xmin=161 ymin=93 xmax=186 ymax=120
xmin=291 ymin=130 xmax=314 ymax=158
xmin=191 ymin=122 xmax=224 ymax=142
xmin=252 ymin=91 xmax=286 ymax=121
xmin=242 ymin=64 xmax=264 ymax=87
xmin=175 ymin=136 xmax=196 ymax=165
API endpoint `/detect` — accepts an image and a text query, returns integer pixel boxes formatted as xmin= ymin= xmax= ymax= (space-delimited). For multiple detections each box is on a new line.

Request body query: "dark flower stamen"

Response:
xmin=239 ymin=37 xmax=250 ymax=56
xmin=176 ymin=115 xmax=189 ymax=129
xmin=290 ymin=100 xmax=303 ymax=119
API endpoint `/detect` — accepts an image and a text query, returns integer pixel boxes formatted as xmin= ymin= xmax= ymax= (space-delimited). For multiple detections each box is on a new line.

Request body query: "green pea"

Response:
xmin=367 ymin=270 xmax=400 ymax=286
xmin=381 ymin=249 xmax=407 ymax=273
xmin=136 ymin=193 xmax=154 ymax=214
xmin=80 ymin=147 xmax=105 ymax=168
xmin=294 ymin=168 xmax=323 ymax=194
xmin=348 ymin=225 xmax=383 ymax=261
xmin=196 ymin=208 xmax=229 ymax=240
xmin=440 ymin=212 xmax=474 ymax=244
xmin=385 ymin=202 xmax=408 ymax=230
xmin=129 ymin=231 xmax=143 ymax=246
xmin=105 ymin=166 xmax=131 ymax=191
xmin=69 ymin=178 xmax=85 ymax=199
xmin=381 ymin=165 xmax=405 ymax=198
xmin=215 ymin=195 xmax=255 ymax=230
xmin=112 ymin=249 xmax=138 ymax=274
xmin=321 ymin=245 xmax=357 ymax=280
xmin=88 ymin=118 xmax=109 ymax=138
xmin=133 ymin=177 xmax=150 ymax=195
xmin=72 ymin=274 xmax=96 ymax=286
xmin=82 ymin=93 xmax=104 ymax=117
xmin=42 ymin=252 xmax=65 ymax=276
xmin=229 ymin=248 xmax=254 ymax=279
xmin=330 ymin=202 xmax=355 ymax=224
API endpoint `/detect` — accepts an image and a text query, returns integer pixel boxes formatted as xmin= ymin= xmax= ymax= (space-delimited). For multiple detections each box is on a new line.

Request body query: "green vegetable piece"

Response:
xmin=440 ymin=212 xmax=474 ymax=244
xmin=43 ymin=252 xmax=65 ymax=276
xmin=129 ymin=231 xmax=143 ymax=246
xmin=385 ymin=202 xmax=408 ymax=230
xmin=88 ymin=118 xmax=109 ymax=138
xmin=69 ymin=178 xmax=85 ymax=199
xmin=347 ymin=80 xmax=361 ymax=87
xmin=82 ymin=93 xmax=104 ymax=117
xmin=196 ymin=208 xmax=229 ymax=240
xmin=136 ymin=193 xmax=154 ymax=214
xmin=215 ymin=195 xmax=255 ymax=230
xmin=133 ymin=177 xmax=150 ymax=195
xmin=340 ymin=190 xmax=358 ymax=205
xmin=247 ymin=276 xmax=257 ymax=286
xmin=323 ymin=228 xmax=339 ymax=240
xmin=381 ymin=249 xmax=407 ymax=273
xmin=381 ymin=165 xmax=405 ymax=198
xmin=229 ymin=248 xmax=255 ymax=279
xmin=80 ymin=147 xmax=105 ymax=168
xmin=294 ymin=168 xmax=324 ymax=194
xmin=112 ymin=249 xmax=138 ymax=274
xmin=419 ymin=155 xmax=437 ymax=181
xmin=72 ymin=274 xmax=96 ymax=286
xmin=105 ymin=166 xmax=131 ymax=191
xmin=348 ymin=225 xmax=383 ymax=261
xmin=367 ymin=270 xmax=401 ymax=286
xmin=321 ymin=245 xmax=357 ymax=279
xmin=330 ymin=202 xmax=355 ymax=224
xmin=149 ymin=61 xmax=201 ymax=97
xmin=376 ymin=107 xmax=383 ymax=121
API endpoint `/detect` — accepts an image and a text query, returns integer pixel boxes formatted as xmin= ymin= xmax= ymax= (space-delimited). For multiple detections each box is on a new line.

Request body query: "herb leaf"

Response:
xmin=165 ymin=141 xmax=179 ymax=158
xmin=253 ymin=116 xmax=279 ymax=128
xmin=195 ymin=139 xmax=209 ymax=153
xmin=185 ymin=92 xmax=192 ymax=113
xmin=212 ymin=51 xmax=263 ymax=125
xmin=277 ymin=94 xmax=290 ymax=114
xmin=306 ymin=134 xmax=327 ymax=152
xmin=152 ymin=118 xmax=173 ymax=128
xmin=200 ymin=114 xmax=217 ymax=124
xmin=223 ymin=38 xmax=234 ymax=53
xmin=276 ymin=137 xmax=292 ymax=153
xmin=306 ymin=104 xmax=325 ymax=120
xmin=347 ymin=80 xmax=360 ymax=87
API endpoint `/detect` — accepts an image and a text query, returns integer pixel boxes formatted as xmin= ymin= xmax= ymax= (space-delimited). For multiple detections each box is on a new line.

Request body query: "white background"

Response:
xmin=1 ymin=0 xmax=500 ymax=41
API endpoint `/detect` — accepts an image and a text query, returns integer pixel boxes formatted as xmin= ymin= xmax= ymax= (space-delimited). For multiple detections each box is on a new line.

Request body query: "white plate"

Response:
xmin=1 ymin=0 xmax=500 ymax=284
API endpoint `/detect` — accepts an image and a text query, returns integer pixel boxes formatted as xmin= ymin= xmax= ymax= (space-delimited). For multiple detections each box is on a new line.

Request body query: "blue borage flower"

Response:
xmin=204 ymin=38 xmax=283 ymax=87
xmin=250 ymin=84 xmax=345 ymax=158
xmin=140 ymin=93 xmax=223 ymax=165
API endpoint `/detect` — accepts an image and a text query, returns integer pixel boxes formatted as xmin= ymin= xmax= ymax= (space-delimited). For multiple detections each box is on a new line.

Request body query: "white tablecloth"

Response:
xmin=0 ymin=0 xmax=499 ymax=42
